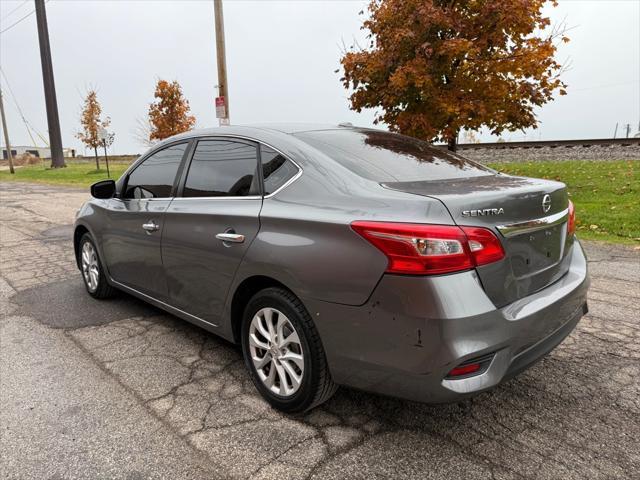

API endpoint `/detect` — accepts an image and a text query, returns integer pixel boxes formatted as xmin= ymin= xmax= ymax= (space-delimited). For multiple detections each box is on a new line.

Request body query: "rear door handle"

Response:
xmin=215 ymin=233 xmax=245 ymax=243
xmin=142 ymin=221 xmax=159 ymax=232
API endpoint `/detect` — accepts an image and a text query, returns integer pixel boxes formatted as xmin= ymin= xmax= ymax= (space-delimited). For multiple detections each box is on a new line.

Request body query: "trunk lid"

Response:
xmin=382 ymin=174 xmax=574 ymax=307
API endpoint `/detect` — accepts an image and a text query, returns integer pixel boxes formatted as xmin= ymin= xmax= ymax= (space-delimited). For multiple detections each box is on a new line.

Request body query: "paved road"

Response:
xmin=1 ymin=182 xmax=639 ymax=480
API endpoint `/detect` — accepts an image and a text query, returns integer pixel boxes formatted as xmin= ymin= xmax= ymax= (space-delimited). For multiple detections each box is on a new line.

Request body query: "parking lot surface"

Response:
xmin=1 ymin=182 xmax=639 ymax=479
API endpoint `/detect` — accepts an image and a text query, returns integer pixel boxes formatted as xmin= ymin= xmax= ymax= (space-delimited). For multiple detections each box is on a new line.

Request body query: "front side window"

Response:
xmin=260 ymin=145 xmax=299 ymax=195
xmin=183 ymin=140 xmax=259 ymax=197
xmin=124 ymin=143 xmax=187 ymax=199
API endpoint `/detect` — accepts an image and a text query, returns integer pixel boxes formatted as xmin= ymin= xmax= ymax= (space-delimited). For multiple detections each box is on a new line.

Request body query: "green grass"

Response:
xmin=488 ymin=160 xmax=639 ymax=245
xmin=0 ymin=159 xmax=131 ymax=187
xmin=1 ymin=158 xmax=638 ymax=245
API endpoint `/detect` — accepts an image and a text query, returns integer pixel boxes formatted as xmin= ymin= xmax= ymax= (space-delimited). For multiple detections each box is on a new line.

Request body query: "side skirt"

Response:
xmin=108 ymin=277 xmax=224 ymax=338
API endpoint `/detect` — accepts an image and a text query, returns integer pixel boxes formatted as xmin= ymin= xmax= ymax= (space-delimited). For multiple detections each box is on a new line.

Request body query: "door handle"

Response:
xmin=215 ymin=232 xmax=245 ymax=243
xmin=142 ymin=221 xmax=159 ymax=232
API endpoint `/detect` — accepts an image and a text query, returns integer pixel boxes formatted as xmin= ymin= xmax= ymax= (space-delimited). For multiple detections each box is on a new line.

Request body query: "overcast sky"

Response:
xmin=1 ymin=0 xmax=639 ymax=155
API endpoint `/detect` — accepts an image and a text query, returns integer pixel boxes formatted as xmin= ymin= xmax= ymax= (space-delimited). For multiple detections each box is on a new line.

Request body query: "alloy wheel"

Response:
xmin=248 ymin=307 xmax=305 ymax=397
xmin=81 ymin=241 xmax=100 ymax=292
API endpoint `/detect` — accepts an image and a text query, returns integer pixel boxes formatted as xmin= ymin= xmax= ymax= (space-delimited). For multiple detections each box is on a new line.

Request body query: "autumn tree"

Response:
xmin=340 ymin=0 xmax=568 ymax=150
xmin=148 ymin=80 xmax=196 ymax=141
xmin=77 ymin=90 xmax=111 ymax=169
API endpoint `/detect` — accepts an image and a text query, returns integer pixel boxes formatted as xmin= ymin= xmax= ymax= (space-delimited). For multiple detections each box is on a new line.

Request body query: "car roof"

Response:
xmin=247 ymin=123 xmax=353 ymax=134
xmin=155 ymin=123 xmax=358 ymax=145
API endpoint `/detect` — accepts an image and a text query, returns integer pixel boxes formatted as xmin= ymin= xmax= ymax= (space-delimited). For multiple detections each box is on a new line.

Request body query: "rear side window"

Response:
xmin=183 ymin=140 xmax=259 ymax=197
xmin=260 ymin=145 xmax=299 ymax=195
xmin=294 ymin=129 xmax=493 ymax=182
xmin=124 ymin=143 xmax=187 ymax=199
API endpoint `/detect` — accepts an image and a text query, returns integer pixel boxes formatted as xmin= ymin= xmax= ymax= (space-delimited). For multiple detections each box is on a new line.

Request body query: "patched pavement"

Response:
xmin=1 ymin=181 xmax=639 ymax=479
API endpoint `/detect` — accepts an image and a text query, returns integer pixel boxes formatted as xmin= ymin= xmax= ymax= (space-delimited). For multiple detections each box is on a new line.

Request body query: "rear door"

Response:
xmin=162 ymin=138 xmax=262 ymax=325
xmin=102 ymin=142 xmax=189 ymax=299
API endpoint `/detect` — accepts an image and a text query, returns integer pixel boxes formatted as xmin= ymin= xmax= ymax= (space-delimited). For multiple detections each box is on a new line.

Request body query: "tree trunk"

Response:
xmin=447 ymin=135 xmax=457 ymax=152
xmin=93 ymin=146 xmax=100 ymax=170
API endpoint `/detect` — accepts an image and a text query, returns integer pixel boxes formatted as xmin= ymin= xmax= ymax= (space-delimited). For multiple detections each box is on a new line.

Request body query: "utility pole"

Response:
xmin=214 ymin=0 xmax=230 ymax=126
xmin=34 ymin=0 xmax=65 ymax=168
xmin=0 ymin=88 xmax=15 ymax=174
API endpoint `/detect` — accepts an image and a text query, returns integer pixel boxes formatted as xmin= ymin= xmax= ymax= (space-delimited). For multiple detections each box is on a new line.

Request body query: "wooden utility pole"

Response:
xmin=0 ymin=88 xmax=15 ymax=174
xmin=214 ymin=0 xmax=230 ymax=125
xmin=34 ymin=0 xmax=65 ymax=168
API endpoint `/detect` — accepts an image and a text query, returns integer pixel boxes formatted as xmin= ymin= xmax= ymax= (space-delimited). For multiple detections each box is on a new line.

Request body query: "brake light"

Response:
xmin=567 ymin=200 xmax=576 ymax=235
xmin=351 ymin=221 xmax=505 ymax=275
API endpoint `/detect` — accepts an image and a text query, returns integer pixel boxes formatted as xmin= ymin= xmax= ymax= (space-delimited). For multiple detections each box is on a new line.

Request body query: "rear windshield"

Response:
xmin=294 ymin=129 xmax=493 ymax=182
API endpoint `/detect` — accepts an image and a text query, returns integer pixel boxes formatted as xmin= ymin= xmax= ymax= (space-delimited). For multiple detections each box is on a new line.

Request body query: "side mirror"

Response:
xmin=90 ymin=179 xmax=116 ymax=199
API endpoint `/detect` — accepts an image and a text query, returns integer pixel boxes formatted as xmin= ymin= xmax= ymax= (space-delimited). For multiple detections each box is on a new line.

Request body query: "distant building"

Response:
xmin=1 ymin=145 xmax=76 ymax=159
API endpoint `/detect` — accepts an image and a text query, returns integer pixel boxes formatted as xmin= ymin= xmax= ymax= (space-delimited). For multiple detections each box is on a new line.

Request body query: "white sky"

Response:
xmin=1 ymin=0 xmax=639 ymax=155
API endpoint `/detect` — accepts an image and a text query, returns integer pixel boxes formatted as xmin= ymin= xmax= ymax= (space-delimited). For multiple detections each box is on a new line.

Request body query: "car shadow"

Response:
xmin=12 ymin=277 xmax=162 ymax=329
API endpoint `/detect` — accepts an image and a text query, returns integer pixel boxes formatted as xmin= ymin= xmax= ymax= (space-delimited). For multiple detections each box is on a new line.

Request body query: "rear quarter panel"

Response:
xmin=231 ymin=160 xmax=455 ymax=307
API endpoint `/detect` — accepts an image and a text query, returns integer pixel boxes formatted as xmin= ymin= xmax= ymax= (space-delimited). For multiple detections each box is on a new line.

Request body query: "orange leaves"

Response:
xmin=76 ymin=90 xmax=110 ymax=150
xmin=340 ymin=0 xmax=568 ymax=147
xmin=148 ymin=80 xmax=196 ymax=142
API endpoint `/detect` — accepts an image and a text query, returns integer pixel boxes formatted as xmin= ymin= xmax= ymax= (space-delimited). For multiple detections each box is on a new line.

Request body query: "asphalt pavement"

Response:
xmin=1 ymin=181 xmax=638 ymax=479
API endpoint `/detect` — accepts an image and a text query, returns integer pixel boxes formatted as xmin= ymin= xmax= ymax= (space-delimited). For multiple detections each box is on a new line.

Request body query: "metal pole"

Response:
xmin=613 ymin=123 xmax=618 ymax=139
xmin=0 ymin=88 xmax=15 ymax=174
xmin=214 ymin=0 xmax=230 ymax=125
xmin=34 ymin=0 xmax=65 ymax=168
xmin=103 ymin=139 xmax=110 ymax=178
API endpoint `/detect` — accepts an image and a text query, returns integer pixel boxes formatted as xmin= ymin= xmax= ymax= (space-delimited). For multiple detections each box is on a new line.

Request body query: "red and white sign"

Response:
xmin=215 ymin=96 xmax=226 ymax=119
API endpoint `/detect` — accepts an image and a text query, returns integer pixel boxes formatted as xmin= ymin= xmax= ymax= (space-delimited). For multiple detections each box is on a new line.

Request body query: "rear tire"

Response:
xmin=241 ymin=287 xmax=337 ymax=413
xmin=78 ymin=233 xmax=116 ymax=299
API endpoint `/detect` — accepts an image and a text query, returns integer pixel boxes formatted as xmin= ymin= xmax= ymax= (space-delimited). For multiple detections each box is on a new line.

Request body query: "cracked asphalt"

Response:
xmin=1 ymin=181 xmax=639 ymax=480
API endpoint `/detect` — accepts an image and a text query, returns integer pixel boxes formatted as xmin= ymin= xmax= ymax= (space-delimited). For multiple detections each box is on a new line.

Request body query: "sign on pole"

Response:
xmin=215 ymin=96 xmax=229 ymax=125
xmin=98 ymin=127 xmax=108 ymax=142
xmin=215 ymin=96 xmax=226 ymax=118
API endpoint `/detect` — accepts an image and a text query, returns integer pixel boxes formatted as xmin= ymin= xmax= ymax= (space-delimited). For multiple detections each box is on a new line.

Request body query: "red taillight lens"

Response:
xmin=351 ymin=221 xmax=504 ymax=275
xmin=567 ymin=200 xmax=576 ymax=235
xmin=447 ymin=363 xmax=482 ymax=377
xmin=461 ymin=226 xmax=507 ymax=266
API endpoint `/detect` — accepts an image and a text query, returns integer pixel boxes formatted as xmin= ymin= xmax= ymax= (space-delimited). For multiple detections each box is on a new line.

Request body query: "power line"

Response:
xmin=0 ymin=7 xmax=36 ymax=35
xmin=0 ymin=1 xmax=48 ymax=35
xmin=0 ymin=67 xmax=48 ymax=146
xmin=1 ymin=0 xmax=30 ymax=23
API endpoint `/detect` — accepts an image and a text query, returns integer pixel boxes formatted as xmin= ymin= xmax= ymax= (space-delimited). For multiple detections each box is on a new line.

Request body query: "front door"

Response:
xmin=162 ymin=138 xmax=262 ymax=325
xmin=102 ymin=142 xmax=189 ymax=298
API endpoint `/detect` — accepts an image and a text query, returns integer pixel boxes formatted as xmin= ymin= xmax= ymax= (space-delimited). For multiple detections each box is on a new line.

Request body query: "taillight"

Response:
xmin=351 ymin=221 xmax=505 ymax=275
xmin=567 ymin=200 xmax=576 ymax=235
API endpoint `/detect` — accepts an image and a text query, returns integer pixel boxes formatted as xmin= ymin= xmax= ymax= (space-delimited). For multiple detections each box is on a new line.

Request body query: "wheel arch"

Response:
xmin=73 ymin=224 xmax=90 ymax=269
xmin=229 ymin=275 xmax=297 ymax=344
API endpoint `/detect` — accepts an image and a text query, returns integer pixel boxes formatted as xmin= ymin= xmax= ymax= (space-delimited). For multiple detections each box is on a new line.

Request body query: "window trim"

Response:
xmin=259 ymin=143 xmax=303 ymax=198
xmin=173 ymin=135 xmax=302 ymax=200
xmin=120 ymin=139 xmax=193 ymax=200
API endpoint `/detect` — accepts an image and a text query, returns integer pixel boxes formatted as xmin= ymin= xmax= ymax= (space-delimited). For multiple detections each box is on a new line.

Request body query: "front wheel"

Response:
xmin=241 ymin=287 xmax=337 ymax=413
xmin=78 ymin=233 xmax=115 ymax=299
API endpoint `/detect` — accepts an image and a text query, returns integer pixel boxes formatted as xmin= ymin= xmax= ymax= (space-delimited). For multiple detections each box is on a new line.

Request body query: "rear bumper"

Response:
xmin=303 ymin=241 xmax=589 ymax=403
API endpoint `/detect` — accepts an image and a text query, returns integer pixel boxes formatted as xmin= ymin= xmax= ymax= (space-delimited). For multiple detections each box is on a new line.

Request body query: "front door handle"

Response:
xmin=215 ymin=232 xmax=245 ymax=243
xmin=142 ymin=221 xmax=159 ymax=232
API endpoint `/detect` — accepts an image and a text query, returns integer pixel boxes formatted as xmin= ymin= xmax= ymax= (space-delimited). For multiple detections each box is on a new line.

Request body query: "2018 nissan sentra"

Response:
xmin=74 ymin=124 xmax=589 ymax=412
